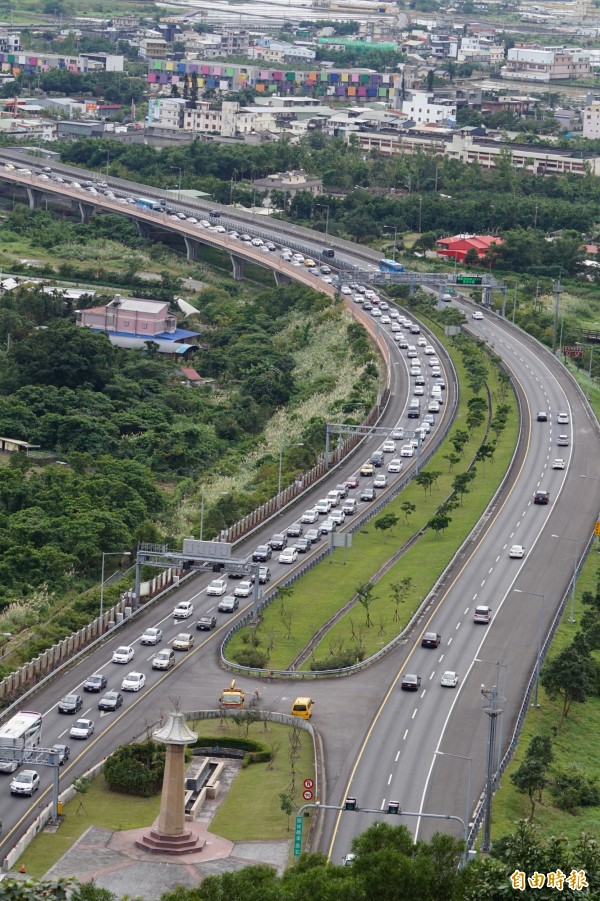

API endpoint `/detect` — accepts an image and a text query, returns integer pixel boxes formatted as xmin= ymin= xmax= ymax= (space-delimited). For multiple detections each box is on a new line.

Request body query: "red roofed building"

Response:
xmin=436 ymin=234 xmax=504 ymax=262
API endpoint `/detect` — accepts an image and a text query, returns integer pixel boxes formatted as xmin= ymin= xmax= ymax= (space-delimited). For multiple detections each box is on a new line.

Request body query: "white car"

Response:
xmin=400 ymin=445 xmax=415 ymax=458
xmin=424 ymin=345 xmax=435 ymax=355
xmin=414 ymin=386 xmax=424 ymax=396
xmin=279 ymin=547 xmax=298 ymax=564
xmin=441 ymin=671 xmax=459 ymax=688
xmin=391 ymin=323 xmax=402 ymax=332
xmin=418 ymin=337 xmax=427 ymax=347
xmin=373 ymin=474 xmax=387 ymax=488
xmin=419 ymin=421 xmax=431 ymax=433
xmin=70 ymin=718 xmax=95 ymax=739
xmin=112 ymin=645 xmax=134 ymax=664
xmin=173 ymin=601 xmax=194 ymax=618
xmin=472 ymin=310 xmax=484 ymax=320
xmin=557 ymin=434 xmax=569 ymax=446
xmin=121 ymin=672 xmax=146 ymax=692
xmin=380 ymin=315 xmax=391 ymax=324
xmin=371 ymin=308 xmax=381 ymax=317
xmin=391 ymin=429 xmax=404 ymax=440
xmin=428 ymin=401 xmax=440 ymax=413
xmin=388 ymin=458 xmax=403 ymax=473
xmin=556 ymin=412 xmax=569 ymax=424
xmin=11 ymin=769 xmax=40 ymax=796
xmin=431 ymin=367 xmax=441 ymax=377
xmin=140 ymin=627 xmax=162 ymax=645
xmin=389 ymin=309 xmax=399 ymax=319
xmin=329 ymin=509 xmax=345 ymax=525
xmin=234 ymin=580 xmax=253 ymax=597
xmin=301 ymin=508 xmax=319 ymax=524
xmin=315 ymin=499 xmax=332 ymax=515
xmin=552 ymin=458 xmax=565 ymax=469
xmin=382 ymin=440 xmax=396 ymax=453
xmin=509 ymin=545 xmax=525 ymax=559
xmin=207 ymin=579 xmax=227 ymax=596
xmin=340 ymin=285 xmax=352 ymax=295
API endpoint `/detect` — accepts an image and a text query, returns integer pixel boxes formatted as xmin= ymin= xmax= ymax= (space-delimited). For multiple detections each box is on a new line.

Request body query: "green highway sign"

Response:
xmin=456 ymin=275 xmax=483 ymax=285
xmin=294 ymin=816 xmax=303 ymax=857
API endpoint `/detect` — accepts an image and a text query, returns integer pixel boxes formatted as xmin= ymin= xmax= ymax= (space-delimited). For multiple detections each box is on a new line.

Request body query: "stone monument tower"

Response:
xmin=136 ymin=709 xmax=204 ymax=855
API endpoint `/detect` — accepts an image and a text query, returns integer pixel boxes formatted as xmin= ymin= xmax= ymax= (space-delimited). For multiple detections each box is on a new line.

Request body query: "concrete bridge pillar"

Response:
xmin=137 ymin=220 xmax=154 ymax=239
xmin=77 ymin=201 xmax=95 ymax=224
xmin=274 ymin=271 xmax=291 ymax=286
xmin=229 ymin=253 xmax=245 ymax=280
xmin=26 ymin=187 xmax=44 ymax=210
xmin=184 ymin=236 xmax=200 ymax=261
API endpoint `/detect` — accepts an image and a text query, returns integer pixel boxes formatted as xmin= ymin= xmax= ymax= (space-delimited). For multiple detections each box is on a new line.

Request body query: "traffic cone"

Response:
xmin=19 ymin=864 xmax=25 ymax=874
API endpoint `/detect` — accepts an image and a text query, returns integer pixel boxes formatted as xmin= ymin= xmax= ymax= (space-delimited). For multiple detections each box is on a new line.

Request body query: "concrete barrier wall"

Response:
xmin=0 ymin=568 xmax=179 ymax=703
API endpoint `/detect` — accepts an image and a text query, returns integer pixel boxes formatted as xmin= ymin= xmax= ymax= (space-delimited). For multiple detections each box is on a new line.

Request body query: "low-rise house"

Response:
xmin=76 ymin=295 xmax=200 ymax=355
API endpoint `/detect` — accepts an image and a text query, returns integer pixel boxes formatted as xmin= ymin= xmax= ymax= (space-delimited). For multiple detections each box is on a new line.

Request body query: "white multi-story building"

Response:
xmin=583 ymin=102 xmax=600 ymax=139
xmin=401 ymin=90 xmax=456 ymax=125
xmin=502 ymin=46 xmax=590 ymax=82
xmin=458 ymin=36 xmax=504 ymax=66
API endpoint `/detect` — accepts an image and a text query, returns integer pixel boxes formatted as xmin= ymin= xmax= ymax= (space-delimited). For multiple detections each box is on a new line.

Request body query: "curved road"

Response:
xmin=327 ymin=304 xmax=600 ymax=861
xmin=0 ymin=156 xmax=597 ymax=866
xmin=0 ymin=266 xmax=455 ymax=858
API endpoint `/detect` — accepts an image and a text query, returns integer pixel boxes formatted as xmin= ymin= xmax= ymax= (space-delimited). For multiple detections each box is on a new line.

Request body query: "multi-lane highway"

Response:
xmin=0 ymin=249 xmax=456 ymax=857
xmin=0 ymin=152 xmax=598 ymax=868
xmin=327 ymin=304 xmax=600 ymax=861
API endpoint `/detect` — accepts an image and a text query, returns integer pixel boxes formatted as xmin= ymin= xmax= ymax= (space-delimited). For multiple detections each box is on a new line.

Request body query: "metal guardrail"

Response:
xmin=219 ymin=323 xmax=464 ymax=679
xmin=467 ymin=526 xmax=599 ymax=850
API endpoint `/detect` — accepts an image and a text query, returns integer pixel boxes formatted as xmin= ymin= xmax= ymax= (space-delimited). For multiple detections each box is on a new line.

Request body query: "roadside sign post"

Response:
xmin=294 ymin=816 xmax=303 ymax=858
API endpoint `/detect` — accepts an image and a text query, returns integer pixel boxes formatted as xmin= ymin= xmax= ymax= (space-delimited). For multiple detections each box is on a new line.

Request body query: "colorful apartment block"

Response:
xmin=147 ymin=59 xmax=399 ymax=102
xmin=0 ymin=51 xmax=123 ymax=79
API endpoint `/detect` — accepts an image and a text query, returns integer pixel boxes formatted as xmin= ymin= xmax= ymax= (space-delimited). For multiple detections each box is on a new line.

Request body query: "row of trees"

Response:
xmin=511 ymin=569 xmax=600 ymax=819
xmin=19 ymin=819 xmax=596 ymax=901
xmin=52 ymin=133 xmax=598 ymax=278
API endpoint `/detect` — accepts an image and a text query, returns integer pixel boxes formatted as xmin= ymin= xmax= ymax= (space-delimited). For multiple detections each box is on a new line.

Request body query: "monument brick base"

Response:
xmin=136 ymin=828 xmax=205 ymax=855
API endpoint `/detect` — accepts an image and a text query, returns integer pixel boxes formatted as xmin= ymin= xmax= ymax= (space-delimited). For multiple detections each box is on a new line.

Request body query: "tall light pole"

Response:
xmin=418 ymin=194 xmax=423 ymax=234
xmin=200 ymin=490 xmax=228 ymax=541
xmin=480 ymin=679 xmax=503 ymax=852
xmin=514 ymin=589 xmax=545 ymax=707
xmin=105 ymin=149 xmax=110 ymax=179
xmin=316 ymin=203 xmax=330 ymax=236
xmin=169 ymin=166 xmax=182 ymax=202
xmin=551 ymin=533 xmax=580 ymax=623
xmin=100 ymin=551 xmax=131 ymax=632
xmin=278 ymin=442 xmax=304 ymax=507
xmin=383 ymin=225 xmax=398 ymax=261
xmin=435 ymin=750 xmax=472 ymax=867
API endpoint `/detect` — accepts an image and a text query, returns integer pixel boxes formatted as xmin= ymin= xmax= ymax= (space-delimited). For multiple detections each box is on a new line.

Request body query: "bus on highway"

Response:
xmin=135 ymin=197 xmax=163 ymax=212
xmin=379 ymin=259 xmax=404 ymax=273
xmin=0 ymin=710 xmax=43 ymax=773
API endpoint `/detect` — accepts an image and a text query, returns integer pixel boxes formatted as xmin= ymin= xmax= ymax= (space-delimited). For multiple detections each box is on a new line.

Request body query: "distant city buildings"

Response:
xmin=502 ymin=46 xmax=590 ymax=82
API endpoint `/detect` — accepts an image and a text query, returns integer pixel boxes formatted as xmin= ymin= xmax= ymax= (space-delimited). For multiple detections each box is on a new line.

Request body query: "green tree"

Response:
xmin=390 ymin=577 xmax=412 ymax=621
xmin=374 ymin=512 xmax=399 ymax=538
xmin=428 ymin=511 xmax=451 ymax=538
xmin=400 ymin=501 xmax=416 ymax=524
xmin=356 ymin=581 xmax=377 ymax=627
xmin=511 ymin=755 xmax=549 ymax=821
xmin=540 ymin=642 xmax=596 ymax=730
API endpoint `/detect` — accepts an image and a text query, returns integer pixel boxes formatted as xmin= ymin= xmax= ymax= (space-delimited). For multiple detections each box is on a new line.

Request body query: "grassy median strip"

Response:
xmin=491 ymin=550 xmax=600 ymax=843
xmin=226 ymin=332 xmax=518 ymax=671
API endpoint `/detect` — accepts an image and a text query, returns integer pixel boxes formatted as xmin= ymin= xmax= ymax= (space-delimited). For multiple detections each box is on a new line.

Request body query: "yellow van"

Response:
xmin=292 ymin=697 xmax=314 ymax=720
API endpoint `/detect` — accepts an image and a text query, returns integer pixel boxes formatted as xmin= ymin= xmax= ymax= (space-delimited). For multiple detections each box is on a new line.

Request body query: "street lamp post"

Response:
xmin=383 ymin=225 xmax=398 ymax=261
xmin=278 ymin=442 xmax=304 ymax=508
xmin=169 ymin=166 xmax=182 ymax=202
xmin=200 ymin=490 xmax=228 ymax=541
xmin=435 ymin=750 xmax=472 ymax=867
xmin=551 ymin=533 xmax=580 ymax=623
xmin=100 ymin=551 xmax=131 ymax=632
xmin=514 ymin=589 xmax=545 ymax=707
xmin=105 ymin=149 xmax=110 ymax=179
xmin=316 ymin=203 xmax=330 ymax=236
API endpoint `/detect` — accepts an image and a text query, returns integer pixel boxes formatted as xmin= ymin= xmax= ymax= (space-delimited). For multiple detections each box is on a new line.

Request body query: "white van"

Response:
xmin=342 ymin=498 xmax=358 ymax=515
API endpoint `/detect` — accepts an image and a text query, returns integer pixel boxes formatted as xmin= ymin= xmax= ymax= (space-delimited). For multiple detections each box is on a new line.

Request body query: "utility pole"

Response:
xmin=481 ymin=681 xmax=503 ymax=852
xmin=552 ymin=278 xmax=561 ymax=354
